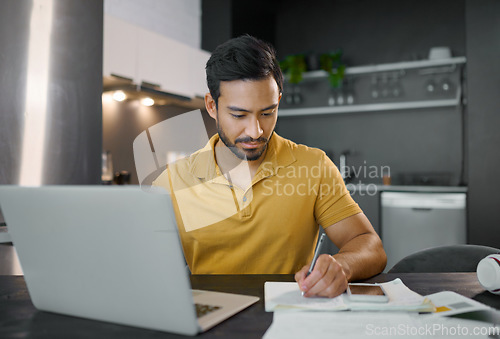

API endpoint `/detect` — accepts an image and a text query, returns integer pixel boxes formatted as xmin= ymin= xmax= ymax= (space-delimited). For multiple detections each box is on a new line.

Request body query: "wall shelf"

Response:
xmin=279 ymin=96 xmax=461 ymax=117
xmin=301 ymin=57 xmax=466 ymax=79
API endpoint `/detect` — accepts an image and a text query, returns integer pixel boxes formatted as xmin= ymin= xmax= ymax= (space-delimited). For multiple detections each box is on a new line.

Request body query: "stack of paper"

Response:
xmin=264 ymin=279 xmax=435 ymax=313
xmin=264 ymin=281 xmax=500 ymax=339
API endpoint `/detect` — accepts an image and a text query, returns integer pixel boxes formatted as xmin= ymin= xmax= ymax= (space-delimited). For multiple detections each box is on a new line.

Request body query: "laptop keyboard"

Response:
xmin=195 ymin=303 xmax=221 ymax=318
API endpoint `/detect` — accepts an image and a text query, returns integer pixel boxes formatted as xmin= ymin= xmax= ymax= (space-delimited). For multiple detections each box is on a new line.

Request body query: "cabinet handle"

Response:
xmin=411 ymin=207 xmax=433 ymax=212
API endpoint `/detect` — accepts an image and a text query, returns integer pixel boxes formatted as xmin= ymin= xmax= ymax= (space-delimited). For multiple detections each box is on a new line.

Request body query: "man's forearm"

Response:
xmin=333 ymin=233 xmax=387 ymax=282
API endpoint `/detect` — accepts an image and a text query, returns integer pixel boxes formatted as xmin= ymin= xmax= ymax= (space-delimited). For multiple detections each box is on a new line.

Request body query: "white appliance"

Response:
xmin=381 ymin=192 xmax=467 ymax=272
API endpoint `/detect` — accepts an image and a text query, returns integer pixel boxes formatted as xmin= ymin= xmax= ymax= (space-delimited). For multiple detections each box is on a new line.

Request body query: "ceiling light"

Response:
xmin=141 ymin=97 xmax=155 ymax=106
xmin=112 ymin=90 xmax=126 ymax=102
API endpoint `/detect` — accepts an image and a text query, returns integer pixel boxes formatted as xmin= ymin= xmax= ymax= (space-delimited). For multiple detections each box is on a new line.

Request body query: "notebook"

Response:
xmin=0 ymin=185 xmax=259 ymax=335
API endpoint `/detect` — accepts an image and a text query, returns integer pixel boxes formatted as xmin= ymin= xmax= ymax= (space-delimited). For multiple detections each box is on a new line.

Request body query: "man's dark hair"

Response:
xmin=206 ymin=35 xmax=283 ymax=106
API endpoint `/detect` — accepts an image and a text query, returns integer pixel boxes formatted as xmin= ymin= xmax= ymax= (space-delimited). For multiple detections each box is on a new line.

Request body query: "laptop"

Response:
xmin=0 ymin=185 xmax=259 ymax=335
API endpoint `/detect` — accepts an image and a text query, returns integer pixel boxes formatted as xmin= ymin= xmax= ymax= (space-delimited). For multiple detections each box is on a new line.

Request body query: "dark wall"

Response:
xmin=202 ymin=0 xmax=278 ymax=52
xmin=275 ymin=0 xmax=465 ymax=64
xmin=202 ymin=0 xmax=467 ymax=63
xmin=465 ymin=0 xmax=500 ymax=246
xmin=201 ymin=0 xmax=232 ymax=52
xmin=231 ymin=0 xmax=277 ymax=47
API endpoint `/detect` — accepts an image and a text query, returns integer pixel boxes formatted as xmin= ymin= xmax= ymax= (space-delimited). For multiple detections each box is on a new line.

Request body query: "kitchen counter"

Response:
xmin=346 ymin=184 xmax=468 ymax=194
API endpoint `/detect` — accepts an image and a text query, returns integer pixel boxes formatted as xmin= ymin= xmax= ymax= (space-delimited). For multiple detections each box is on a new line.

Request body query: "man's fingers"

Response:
xmin=314 ymin=266 xmax=348 ymax=298
xmin=302 ymin=256 xmax=336 ymax=296
xmin=294 ymin=265 xmax=309 ymax=289
xmin=302 ymin=255 xmax=348 ymax=298
xmin=299 ymin=254 xmax=332 ymax=294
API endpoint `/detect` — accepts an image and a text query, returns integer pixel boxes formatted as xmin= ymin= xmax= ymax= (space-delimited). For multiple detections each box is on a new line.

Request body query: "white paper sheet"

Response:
xmin=263 ymin=311 xmax=498 ymax=339
xmin=425 ymin=291 xmax=492 ymax=316
xmin=264 ymin=281 xmax=347 ymax=311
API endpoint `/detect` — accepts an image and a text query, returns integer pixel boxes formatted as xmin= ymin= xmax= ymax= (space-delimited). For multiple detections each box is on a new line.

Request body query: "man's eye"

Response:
xmin=262 ymin=112 xmax=274 ymax=117
xmin=231 ymin=114 xmax=245 ymax=118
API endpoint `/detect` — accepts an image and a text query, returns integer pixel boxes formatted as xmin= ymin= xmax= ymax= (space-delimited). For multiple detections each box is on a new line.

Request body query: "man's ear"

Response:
xmin=205 ymin=93 xmax=217 ymax=120
xmin=275 ymin=92 xmax=283 ymax=113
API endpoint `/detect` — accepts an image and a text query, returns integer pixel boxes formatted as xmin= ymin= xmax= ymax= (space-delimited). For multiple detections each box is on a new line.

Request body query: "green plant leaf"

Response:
xmin=280 ymin=54 xmax=306 ymax=84
xmin=319 ymin=51 xmax=346 ymax=88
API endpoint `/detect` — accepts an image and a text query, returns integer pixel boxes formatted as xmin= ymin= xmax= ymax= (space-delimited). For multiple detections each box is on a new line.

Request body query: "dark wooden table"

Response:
xmin=1 ymin=272 xmax=499 ymax=339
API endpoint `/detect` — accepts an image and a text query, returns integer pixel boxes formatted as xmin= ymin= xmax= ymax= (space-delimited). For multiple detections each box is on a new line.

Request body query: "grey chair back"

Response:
xmin=388 ymin=244 xmax=500 ymax=273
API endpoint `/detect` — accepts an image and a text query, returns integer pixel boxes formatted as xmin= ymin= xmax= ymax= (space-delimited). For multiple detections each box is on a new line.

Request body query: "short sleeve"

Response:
xmin=314 ymin=153 xmax=362 ymax=228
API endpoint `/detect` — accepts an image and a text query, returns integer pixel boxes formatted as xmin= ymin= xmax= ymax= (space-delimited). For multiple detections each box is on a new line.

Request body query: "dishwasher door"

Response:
xmin=381 ymin=192 xmax=467 ymax=272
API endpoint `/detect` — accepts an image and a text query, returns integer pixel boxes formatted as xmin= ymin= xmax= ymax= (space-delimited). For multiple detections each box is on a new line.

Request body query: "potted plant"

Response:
xmin=280 ymin=54 xmax=307 ymax=84
xmin=320 ymin=51 xmax=346 ymax=88
xmin=280 ymin=54 xmax=307 ymax=104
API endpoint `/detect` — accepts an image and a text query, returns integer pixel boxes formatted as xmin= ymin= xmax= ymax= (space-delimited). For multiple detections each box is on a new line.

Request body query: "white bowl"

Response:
xmin=428 ymin=47 xmax=452 ymax=60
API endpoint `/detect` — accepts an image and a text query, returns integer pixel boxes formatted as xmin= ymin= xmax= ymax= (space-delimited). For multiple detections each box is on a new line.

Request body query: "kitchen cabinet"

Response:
xmin=137 ymin=28 xmax=193 ymax=98
xmin=0 ymin=228 xmax=10 ymax=243
xmin=103 ymin=15 xmax=210 ymax=99
xmin=189 ymin=48 xmax=211 ymax=98
xmin=103 ymin=15 xmax=140 ymax=84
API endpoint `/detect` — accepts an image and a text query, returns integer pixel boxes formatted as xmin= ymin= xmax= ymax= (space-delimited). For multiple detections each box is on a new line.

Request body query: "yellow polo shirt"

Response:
xmin=153 ymin=132 xmax=362 ymax=274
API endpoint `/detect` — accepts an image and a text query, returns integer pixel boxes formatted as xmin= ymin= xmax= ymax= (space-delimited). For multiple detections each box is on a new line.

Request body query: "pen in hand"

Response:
xmin=302 ymin=233 xmax=327 ymax=296
xmin=306 ymin=233 xmax=327 ymax=277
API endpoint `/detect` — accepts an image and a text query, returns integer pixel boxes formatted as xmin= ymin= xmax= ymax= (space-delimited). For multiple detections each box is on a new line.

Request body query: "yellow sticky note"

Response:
xmin=435 ymin=306 xmax=452 ymax=313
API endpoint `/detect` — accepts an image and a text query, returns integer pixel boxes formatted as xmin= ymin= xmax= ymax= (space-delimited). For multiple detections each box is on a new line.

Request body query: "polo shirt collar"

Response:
xmin=188 ymin=132 xmax=296 ymax=181
xmin=189 ymin=134 xmax=219 ymax=180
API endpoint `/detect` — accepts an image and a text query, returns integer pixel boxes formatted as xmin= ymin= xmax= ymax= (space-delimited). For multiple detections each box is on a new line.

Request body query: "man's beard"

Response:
xmin=216 ymin=120 xmax=272 ymax=161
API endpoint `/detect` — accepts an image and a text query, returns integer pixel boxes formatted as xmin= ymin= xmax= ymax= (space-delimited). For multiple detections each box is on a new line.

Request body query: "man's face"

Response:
xmin=206 ymin=77 xmax=281 ymax=162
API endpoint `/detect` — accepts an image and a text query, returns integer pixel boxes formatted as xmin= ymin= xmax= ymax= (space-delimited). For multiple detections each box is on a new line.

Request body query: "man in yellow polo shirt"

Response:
xmin=153 ymin=35 xmax=386 ymax=298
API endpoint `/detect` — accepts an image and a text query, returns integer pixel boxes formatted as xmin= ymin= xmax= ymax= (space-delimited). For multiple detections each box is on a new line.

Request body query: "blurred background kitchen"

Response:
xmin=0 ymin=0 xmax=499 ymax=271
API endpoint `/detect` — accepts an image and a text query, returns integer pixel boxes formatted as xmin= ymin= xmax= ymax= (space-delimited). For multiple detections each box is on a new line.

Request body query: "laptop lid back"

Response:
xmin=0 ymin=185 xmax=199 ymax=335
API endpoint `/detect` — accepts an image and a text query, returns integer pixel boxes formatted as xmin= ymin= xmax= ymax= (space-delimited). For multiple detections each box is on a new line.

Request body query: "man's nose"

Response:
xmin=245 ymin=117 xmax=263 ymax=140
